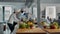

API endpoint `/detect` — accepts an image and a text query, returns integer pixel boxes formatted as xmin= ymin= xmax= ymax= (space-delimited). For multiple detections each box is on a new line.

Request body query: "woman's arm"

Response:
xmin=13 ymin=14 xmax=19 ymax=22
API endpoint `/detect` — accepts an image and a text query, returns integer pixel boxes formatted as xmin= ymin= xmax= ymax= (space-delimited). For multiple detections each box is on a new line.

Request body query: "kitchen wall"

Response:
xmin=40 ymin=3 xmax=60 ymax=19
xmin=41 ymin=0 xmax=60 ymax=19
xmin=0 ymin=2 xmax=25 ymax=22
xmin=0 ymin=2 xmax=25 ymax=9
xmin=32 ymin=3 xmax=60 ymax=19
xmin=32 ymin=0 xmax=60 ymax=19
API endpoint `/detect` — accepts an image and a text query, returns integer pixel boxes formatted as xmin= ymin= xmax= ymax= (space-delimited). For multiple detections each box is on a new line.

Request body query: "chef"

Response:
xmin=8 ymin=9 xmax=19 ymax=24
xmin=7 ymin=9 xmax=20 ymax=34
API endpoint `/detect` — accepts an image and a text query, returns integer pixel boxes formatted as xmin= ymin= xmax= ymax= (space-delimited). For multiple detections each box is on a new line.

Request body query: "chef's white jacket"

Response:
xmin=8 ymin=13 xmax=19 ymax=24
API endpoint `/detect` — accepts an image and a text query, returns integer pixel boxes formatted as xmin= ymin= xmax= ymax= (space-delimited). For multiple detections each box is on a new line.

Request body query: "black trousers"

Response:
xmin=7 ymin=22 xmax=17 ymax=33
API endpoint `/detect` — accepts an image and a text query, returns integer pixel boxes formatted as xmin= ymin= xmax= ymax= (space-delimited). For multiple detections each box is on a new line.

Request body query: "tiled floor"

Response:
xmin=4 ymin=28 xmax=16 ymax=34
xmin=3 ymin=24 xmax=18 ymax=34
xmin=4 ymin=29 xmax=10 ymax=34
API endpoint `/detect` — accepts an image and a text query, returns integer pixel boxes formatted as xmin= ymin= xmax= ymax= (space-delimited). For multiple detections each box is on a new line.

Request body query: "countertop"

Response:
xmin=16 ymin=28 xmax=60 ymax=34
xmin=43 ymin=29 xmax=60 ymax=34
xmin=16 ymin=28 xmax=46 ymax=34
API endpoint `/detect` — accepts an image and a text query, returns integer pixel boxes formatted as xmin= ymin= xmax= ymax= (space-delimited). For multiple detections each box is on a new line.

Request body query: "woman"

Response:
xmin=7 ymin=9 xmax=20 ymax=34
xmin=8 ymin=10 xmax=19 ymax=24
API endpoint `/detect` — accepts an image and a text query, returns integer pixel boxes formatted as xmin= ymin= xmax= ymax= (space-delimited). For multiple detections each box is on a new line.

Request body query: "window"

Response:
xmin=33 ymin=7 xmax=37 ymax=18
xmin=46 ymin=6 xmax=56 ymax=19
xmin=5 ymin=6 xmax=12 ymax=21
